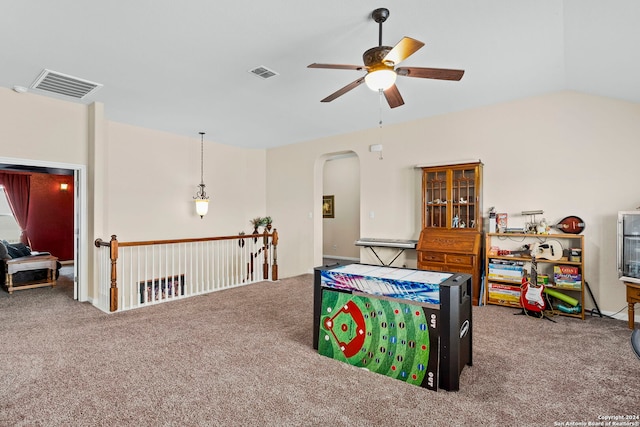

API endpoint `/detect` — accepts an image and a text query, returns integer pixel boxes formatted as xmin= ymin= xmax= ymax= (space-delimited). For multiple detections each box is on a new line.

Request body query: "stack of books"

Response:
xmin=487 ymin=282 xmax=521 ymax=305
xmin=488 ymin=259 xmax=524 ymax=283
xmin=553 ymin=265 xmax=582 ymax=289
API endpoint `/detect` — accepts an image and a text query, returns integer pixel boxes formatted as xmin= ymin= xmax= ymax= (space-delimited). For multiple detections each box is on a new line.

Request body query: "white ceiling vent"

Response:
xmin=30 ymin=69 xmax=103 ymax=99
xmin=248 ymin=66 xmax=279 ymax=79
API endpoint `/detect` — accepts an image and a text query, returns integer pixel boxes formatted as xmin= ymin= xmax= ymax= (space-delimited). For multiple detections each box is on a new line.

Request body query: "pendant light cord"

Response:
xmin=199 ymin=132 xmax=205 ymax=186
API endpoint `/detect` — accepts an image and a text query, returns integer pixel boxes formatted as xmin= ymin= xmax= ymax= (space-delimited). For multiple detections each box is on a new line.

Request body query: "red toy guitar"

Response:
xmin=520 ymin=255 xmax=546 ymax=312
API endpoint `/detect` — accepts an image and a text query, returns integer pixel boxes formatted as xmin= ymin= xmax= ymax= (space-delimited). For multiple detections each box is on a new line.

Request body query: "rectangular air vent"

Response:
xmin=248 ymin=65 xmax=279 ymax=79
xmin=30 ymin=69 xmax=103 ymax=99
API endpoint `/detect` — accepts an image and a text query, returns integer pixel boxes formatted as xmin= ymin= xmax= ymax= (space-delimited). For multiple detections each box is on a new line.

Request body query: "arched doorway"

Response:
xmin=317 ymin=151 xmax=360 ymax=266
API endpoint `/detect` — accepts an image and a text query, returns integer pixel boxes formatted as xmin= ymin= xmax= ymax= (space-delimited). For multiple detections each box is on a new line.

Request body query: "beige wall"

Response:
xmin=3 ymin=86 xmax=639 ymax=319
xmin=0 ymin=87 xmax=266 ymax=243
xmin=0 ymin=87 xmax=267 ymax=303
xmin=266 ymin=91 xmax=640 ymax=318
xmin=322 ymin=154 xmax=360 ymax=259
xmin=104 ymin=122 xmax=266 ymax=241
xmin=0 ymin=88 xmax=88 ymax=164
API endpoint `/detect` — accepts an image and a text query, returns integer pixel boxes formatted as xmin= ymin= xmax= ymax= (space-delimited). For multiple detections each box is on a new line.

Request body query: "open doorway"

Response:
xmin=0 ymin=158 xmax=87 ymax=301
xmin=322 ymin=153 xmax=360 ymax=266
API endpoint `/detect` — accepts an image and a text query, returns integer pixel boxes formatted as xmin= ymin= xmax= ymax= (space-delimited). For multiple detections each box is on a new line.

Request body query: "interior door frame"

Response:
xmin=0 ymin=156 xmax=88 ymax=301
xmin=315 ymin=150 xmax=360 ymax=267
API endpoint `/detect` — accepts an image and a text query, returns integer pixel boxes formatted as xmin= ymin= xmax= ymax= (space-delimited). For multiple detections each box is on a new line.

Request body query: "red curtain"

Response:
xmin=0 ymin=173 xmax=31 ymax=246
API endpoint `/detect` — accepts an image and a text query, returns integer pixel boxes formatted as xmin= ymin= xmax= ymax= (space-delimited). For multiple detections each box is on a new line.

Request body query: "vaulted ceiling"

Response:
xmin=1 ymin=1 xmax=638 ymax=149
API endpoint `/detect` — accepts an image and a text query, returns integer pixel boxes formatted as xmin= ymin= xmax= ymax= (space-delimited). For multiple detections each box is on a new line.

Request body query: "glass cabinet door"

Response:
xmin=424 ymin=170 xmax=447 ymax=228
xmin=451 ymin=167 xmax=476 ymax=229
xmin=421 ymin=162 xmax=482 ymax=231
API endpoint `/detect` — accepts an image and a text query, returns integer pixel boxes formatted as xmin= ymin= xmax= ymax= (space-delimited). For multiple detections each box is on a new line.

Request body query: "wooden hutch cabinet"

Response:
xmin=417 ymin=161 xmax=483 ymax=305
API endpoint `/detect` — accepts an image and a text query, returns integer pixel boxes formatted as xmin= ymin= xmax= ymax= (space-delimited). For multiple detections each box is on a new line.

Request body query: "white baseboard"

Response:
xmin=594 ymin=309 xmax=639 ymax=324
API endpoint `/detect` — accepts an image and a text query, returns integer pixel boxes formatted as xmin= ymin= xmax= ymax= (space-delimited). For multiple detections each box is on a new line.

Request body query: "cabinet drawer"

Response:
xmin=419 ymin=251 xmax=445 ymax=263
xmin=448 ymin=266 xmax=474 ymax=274
xmin=445 ymin=254 xmax=474 ymax=266
xmin=628 ymin=286 xmax=640 ymax=301
xmin=419 ymin=262 xmax=473 ymax=275
xmin=418 ymin=262 xmax=446 ymax=272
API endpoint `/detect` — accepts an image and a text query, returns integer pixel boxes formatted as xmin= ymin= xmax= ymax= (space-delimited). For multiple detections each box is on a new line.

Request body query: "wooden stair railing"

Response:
xmin=95 ymin=229 xmax=278 ymax=312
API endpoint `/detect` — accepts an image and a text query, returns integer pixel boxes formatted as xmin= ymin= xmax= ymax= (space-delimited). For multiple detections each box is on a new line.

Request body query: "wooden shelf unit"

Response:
xmin=484 ymin=233 xmax=585 ymax=319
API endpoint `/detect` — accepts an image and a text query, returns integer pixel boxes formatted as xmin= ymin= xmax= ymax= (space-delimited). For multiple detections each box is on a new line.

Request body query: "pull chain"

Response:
xmin=377 ymin=90 xmax=384 ymax=160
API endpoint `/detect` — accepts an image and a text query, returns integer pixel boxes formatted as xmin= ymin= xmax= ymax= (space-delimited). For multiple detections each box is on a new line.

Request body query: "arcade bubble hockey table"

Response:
xmin=313 ymin=263 xmax=472 ymax=392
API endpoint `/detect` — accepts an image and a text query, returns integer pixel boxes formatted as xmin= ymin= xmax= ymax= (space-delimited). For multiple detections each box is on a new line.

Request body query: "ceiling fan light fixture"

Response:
xmin=365 ymin=69 xmax=397 ymax=91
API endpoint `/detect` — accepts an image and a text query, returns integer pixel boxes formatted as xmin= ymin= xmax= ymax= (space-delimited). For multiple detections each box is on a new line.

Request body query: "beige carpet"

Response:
xmin=1 ymin=268 xmax=639 ymax=426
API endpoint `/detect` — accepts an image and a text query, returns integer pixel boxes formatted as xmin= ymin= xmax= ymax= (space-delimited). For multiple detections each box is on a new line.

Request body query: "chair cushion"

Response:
xmin=0 ymin=240 xmax=9 ymax=260
xmin=2 ymin=240 xmax=31 ymax=258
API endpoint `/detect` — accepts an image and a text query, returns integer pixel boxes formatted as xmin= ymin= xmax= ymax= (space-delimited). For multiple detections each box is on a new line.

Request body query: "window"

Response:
xmin=0 ymin=185 xmax=21 ymax=243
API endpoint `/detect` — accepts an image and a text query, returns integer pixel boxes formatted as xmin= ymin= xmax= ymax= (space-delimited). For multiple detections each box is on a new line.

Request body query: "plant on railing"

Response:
xmin=250 ymin=217 xmax=265 ymax=234
xmin=250 ymin=216 xmax=274 ymax=233
xmin=264 ymin=216 xmax=273 ymax=231
xmin=238 ymin=231 xmax=246 ymax=247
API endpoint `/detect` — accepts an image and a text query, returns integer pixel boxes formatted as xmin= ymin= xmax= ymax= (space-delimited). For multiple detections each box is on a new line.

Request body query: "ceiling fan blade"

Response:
xmin=383 ymin=84 xmax=404 ymax=108
xmin=320 ymin=77 xmax=366 ymax=102
xmin=396 ymin=66 xmax=465 ymax=81
xmin=308 ymin=63 xmax=366 ymax=71
xmin=383 ymin=37 xmax=425 ymax=66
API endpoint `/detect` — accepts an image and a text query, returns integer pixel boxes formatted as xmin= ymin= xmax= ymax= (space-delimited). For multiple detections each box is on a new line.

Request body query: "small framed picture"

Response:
xmin=323 ymin=195 xmax=335 ymax=218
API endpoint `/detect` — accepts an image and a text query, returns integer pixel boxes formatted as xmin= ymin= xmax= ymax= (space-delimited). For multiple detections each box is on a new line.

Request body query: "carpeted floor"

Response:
xmin=1 ymin=268 xmax=639 ymax=426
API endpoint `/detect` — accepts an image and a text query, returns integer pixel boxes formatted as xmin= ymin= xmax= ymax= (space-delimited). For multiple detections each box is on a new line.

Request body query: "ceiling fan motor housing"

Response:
xmin=363 ymin=46 xmax=394 ymax=67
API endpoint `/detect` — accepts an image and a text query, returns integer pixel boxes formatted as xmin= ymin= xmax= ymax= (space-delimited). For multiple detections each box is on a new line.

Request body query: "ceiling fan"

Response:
xmin=308 ymin=7 xmax=464 ymax=108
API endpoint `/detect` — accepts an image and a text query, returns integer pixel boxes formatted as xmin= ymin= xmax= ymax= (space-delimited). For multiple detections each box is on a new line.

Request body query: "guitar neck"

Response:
xmin=531 ymin=257 xmax=538 ymax=286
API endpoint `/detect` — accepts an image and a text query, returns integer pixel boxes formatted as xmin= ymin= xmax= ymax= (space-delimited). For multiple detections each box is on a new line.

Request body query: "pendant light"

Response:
xmin=193 ymin=131 xmax=209 ymax=218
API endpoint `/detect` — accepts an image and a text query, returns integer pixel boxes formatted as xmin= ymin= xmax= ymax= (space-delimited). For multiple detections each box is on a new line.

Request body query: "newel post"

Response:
xmin=109 ymin=235 xmax=119 ymax=312
xmin=271 ymin=229 xmax=278 ymax=281
xmin=263 ymin=229 xmax=269 ymax=279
